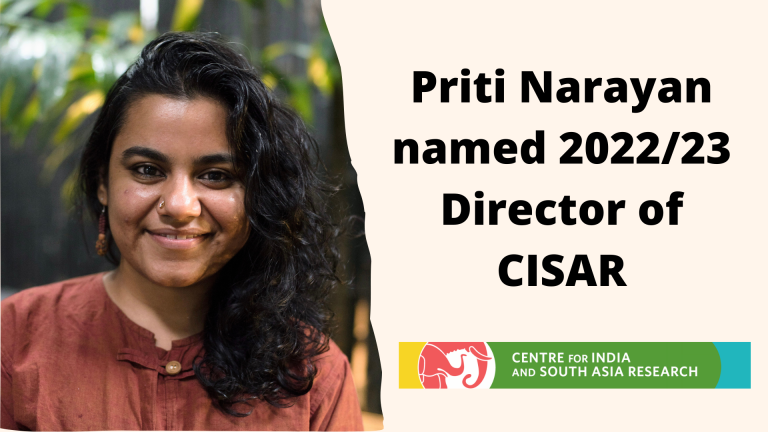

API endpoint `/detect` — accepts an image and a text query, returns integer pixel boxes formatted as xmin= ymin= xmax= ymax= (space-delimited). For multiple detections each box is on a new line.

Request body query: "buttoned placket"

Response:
xmin=116 ymin=340 xmax=202 ymax=430
xmin=106 ymin=291 xmax=203 ymax=430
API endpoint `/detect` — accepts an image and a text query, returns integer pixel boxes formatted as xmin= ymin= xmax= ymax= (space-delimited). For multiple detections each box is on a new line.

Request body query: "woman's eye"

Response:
xmin=134 ymin=165 xmax=162 ymax=178
xmin=199 ymin=171 xmax=232 ymax=183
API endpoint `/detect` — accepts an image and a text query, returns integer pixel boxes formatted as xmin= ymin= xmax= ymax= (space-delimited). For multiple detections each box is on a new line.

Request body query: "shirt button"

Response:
xmin=165 ymin=361 xmax=182 ymax=376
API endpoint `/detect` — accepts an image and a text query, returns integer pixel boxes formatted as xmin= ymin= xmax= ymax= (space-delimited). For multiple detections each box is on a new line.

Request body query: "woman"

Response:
xmin=1 ymin=32 xmax=363 ymax=430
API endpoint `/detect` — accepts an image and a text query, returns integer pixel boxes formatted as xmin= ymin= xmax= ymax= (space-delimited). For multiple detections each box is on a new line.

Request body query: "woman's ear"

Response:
xmin=97 ymin=178 xmax=108 ymax=206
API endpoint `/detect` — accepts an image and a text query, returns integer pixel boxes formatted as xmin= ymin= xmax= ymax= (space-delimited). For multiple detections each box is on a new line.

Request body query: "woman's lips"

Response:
xmin=147 ymin=230 xmax=209 ymax=249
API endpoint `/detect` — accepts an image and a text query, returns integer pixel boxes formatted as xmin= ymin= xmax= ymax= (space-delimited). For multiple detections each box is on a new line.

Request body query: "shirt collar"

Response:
xmin=93 ymin=273 xmax=205 ymax=380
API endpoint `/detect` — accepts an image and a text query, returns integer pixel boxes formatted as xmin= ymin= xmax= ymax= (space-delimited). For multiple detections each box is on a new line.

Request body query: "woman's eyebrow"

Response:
xmin=121 ymin=146 xmax=170 ymax=164
xmin=194 ymin=153 xmax=234 ymax=166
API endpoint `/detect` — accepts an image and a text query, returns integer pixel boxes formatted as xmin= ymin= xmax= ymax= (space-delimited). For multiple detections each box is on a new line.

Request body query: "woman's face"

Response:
xmin=98 ymin=94 xmax=250 ymax=288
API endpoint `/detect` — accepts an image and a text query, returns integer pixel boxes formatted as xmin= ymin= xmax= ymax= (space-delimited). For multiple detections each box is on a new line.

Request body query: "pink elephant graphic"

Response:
xmin=418 ymin=342 xmax=494 ymax=389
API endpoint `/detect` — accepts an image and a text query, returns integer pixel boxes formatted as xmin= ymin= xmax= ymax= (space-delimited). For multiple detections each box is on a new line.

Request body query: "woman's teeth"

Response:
xmin=162 ymin=234 xmax=202 ymax=239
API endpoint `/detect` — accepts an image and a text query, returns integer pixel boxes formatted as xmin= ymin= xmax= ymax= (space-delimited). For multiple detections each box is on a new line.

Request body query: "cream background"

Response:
xmin=322 ymin=0 xmax=766 ymax=430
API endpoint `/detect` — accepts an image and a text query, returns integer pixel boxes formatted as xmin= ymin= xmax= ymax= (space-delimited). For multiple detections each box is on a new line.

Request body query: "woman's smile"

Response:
xmin=146 ymin=229 xmax=210 ymax=249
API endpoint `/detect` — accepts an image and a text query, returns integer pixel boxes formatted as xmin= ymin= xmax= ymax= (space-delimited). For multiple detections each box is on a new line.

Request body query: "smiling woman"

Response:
xmin=1 ymin=32 xmax=362 ymax=431
xmin=103 ymin=95 xmax=250 ymax=300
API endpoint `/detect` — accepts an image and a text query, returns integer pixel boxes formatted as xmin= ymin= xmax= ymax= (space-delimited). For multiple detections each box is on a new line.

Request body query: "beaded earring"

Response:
xmin=96 ymin=206 xmax=108 ymax=256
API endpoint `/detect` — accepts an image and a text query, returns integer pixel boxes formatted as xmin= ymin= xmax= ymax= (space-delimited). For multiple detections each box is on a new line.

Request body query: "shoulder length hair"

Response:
xmin=78 ymin=32 xmax=341 ymax=416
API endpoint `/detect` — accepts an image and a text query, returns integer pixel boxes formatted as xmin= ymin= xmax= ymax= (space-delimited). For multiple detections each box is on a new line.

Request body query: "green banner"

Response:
xmin=489 ymin=342 xmax=722 ymax=388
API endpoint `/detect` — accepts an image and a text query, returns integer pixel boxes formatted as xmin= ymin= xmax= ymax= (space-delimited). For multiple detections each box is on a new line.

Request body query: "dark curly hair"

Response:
xmin=77 ymin=32 xmax=341 ymax=416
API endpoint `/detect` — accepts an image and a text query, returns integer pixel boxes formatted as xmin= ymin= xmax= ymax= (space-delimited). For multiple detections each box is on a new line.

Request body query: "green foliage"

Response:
xmin=0 ymin=0 xmax=342 ymax=206
xmin=1 ymin=0 xmax=150 ymax=199
xmin=171 ymin=0 xmax=204 ymax=31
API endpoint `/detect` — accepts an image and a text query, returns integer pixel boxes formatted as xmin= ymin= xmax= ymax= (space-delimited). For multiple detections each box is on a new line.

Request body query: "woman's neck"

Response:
xmin=103 ymin=261 xmax=213 ymax=350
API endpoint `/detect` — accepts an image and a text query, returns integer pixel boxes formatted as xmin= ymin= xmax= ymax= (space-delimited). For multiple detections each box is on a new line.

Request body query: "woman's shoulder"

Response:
xmin=312 ymin=338 xmax=349 ymax=380
xmin=308 ymin=338 xmax=364 ymax=430
xmin=1 ymin=273 xmax=107 ymax=346
xmin=2 ymin=273 xmax=105 ymax=315
xmin=305 ymin=332 xmax=352 ymax=394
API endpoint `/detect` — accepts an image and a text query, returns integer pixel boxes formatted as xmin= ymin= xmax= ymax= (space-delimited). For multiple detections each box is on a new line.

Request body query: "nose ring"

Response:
xmin=159 ymin=200 xmax=165 ymax=209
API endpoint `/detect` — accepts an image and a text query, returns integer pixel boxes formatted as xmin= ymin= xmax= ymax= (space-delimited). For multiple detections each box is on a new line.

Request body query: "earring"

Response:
xmin=96 ymin=206 xmax=108 ymax=256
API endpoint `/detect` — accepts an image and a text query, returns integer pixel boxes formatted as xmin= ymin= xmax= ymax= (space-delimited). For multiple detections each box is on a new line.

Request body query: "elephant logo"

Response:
xmin=418 ymin=342 xmax=495 ymax=389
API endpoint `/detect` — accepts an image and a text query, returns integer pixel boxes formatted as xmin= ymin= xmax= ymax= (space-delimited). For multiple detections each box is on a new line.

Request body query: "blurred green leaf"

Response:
xmin=89 ymin=15 xmax=145 ymax=89
xmin=308 ymin=45 xmax=332 ymax=96
xmin=317 ymin=16 xmax=342 ymax=86
xmin=262 ymin=41 xmax=312 ymax=62
xmin=65 ymin=2 xmax=91 ymax=20
xmin=262 ymin=73 xmax=278 ymax=90
xmin=42 ymin=136 xmax=79 ymax=182
xmin=16 ymin=93 xmax=40 ymax=142
xmin=52 ymin=89 xmax=104 ymax=144
xmin=171 ymin=0 xmax=204 ymax=32
xmin=235 ymin=0 xmax=265 ymax=9
xmin=68 ymin=52 xmax=96 ymax=84
xmin=108 ymin=11 xmax=137 ymax=45
xmin=262 ymin=42 xmax=287 ymax=62
xmin=286 ymin=79 xmax=312 ymax=125
xmin=2 ymin=0 xmax=46 ymax=20
xmin=37 ymin=27 xmax=83 ymax=111
xmin=91 ymin=17 xmax=110 ymax=40
xmin=32 ymin=0 xmax=55 ymax=19
xmin=1 ymin=79 xmax=15 ymax=119
xmin=60 ymin=168 xmax=79 ymax=209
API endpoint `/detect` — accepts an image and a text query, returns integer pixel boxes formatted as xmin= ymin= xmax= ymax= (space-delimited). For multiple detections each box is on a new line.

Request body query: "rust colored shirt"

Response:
xmin=1 ymin=273 xmax=363 ymax=430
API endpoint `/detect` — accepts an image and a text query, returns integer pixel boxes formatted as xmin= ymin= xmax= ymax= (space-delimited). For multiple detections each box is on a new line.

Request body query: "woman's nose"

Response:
xmin=160 ymin=176 xmax=202 ymax=220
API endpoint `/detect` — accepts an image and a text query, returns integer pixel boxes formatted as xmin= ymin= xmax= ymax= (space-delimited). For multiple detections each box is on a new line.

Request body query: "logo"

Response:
xmin=401 ymin=342 xmax=751 ymax=389
xmin=417 ymin=342 xmax=496 ymax=389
